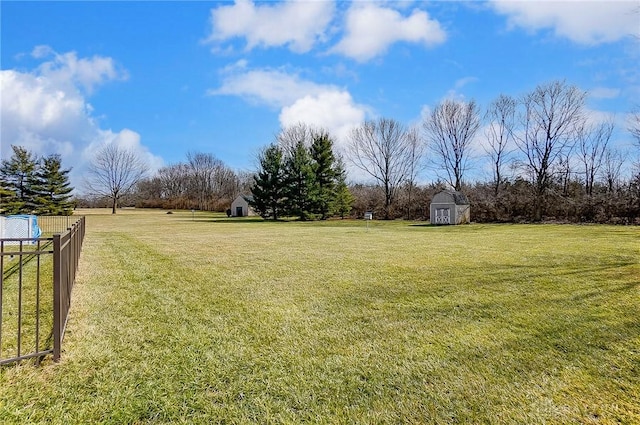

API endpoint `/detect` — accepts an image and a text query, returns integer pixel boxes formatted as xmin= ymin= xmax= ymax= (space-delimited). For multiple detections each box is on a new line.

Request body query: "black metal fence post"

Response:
xmin=52 ymin=233 xmax=62 ymax=362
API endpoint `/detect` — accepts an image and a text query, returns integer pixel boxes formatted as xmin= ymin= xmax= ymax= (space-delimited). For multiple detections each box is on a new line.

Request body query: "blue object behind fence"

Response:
xmin=1 ymin=214 xmax=42 ymax=242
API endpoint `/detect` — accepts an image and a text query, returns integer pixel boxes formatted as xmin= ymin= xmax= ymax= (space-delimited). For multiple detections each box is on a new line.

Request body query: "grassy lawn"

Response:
xmin=1 ymin=209 xmax=638 ymax=424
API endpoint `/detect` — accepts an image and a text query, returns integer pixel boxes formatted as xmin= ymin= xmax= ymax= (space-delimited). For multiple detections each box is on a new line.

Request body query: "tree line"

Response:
xmin=0 ymin=146 xmax=74 ymax=215
xmin=131 ymin=152 xmax=244 ymax=212
xmin=127 ymin=80 xmax=639 ymax=223
xmin=24 ymin=78 xmax=639 ymax=224
xmin=343 ymin=80 xmax=640 ymax=223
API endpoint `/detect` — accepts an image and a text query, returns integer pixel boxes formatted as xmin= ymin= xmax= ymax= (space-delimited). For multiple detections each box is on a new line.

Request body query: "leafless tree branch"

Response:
xmin=513 ymin=80 xmax=586 ymax=220
xmin=484 ymin=94 xmax=517 ymax=195
xmin=347 ymin=118 xmax=417 ymax=218
xmin=423 ymin=98 xmax=480 ymax=191
xmin=84 ymin=144 xmax=148 ymax=213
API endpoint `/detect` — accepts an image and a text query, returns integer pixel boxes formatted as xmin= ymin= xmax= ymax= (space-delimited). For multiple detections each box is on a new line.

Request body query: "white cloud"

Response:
xmin=583 ymin=107 xmax=618 ymax=127
xmin=490 ymin=0 xmax=640 ymax=45
xmin=207 ymin=0 xmax=335 ymax=53
xmin=0 ymin=48 xmax=161 ymax=190
xmin=589 ymin=87 xmax=621 ymax=100
xmin=279 ymin=91 xmax=367 ymax=149
xmin=331 ymin=4 xmax=446 ymax=62
xmin=454 ymin=76 xmax=479 ymax=90
xmin=209 ymin=68 xmax=332 ymax=107
xmin=31 ymin=45 xmax=55 ymax=59
xmin=32 ymin=45 xmax=127 ymax=94
xmin=209 ymin=65 xmax=369 ymax=153
xmin=444 ymin=76 xmax=479 ymax=100
xmin=82 ymin=129 xmax=164 ymax=173
xmin=1 ymin=70 xmax=92 ymax=143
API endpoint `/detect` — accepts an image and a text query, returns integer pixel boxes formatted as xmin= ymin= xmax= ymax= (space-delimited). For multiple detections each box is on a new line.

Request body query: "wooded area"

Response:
xmin=121 ymin=81 xmax=640 ymax=223
xmin=8 ymin=80 xmax=639 ymax=223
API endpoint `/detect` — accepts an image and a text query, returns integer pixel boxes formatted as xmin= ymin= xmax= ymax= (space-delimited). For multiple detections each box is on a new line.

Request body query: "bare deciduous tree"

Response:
xmin=186 ymin=152 xmax=238 ymax=210
xmin=484 ymin=94 xmax=516 ymax=195
xmin=187 ymin=152 xmax=222 ymax=211
xmin=514 ymin=80 xmax=586 ymax=220
xmin=578 ymin=120 xmax=614 ymax=196
xmin=347 ymin=118 xmax=416 ymax=219
xmin=85 ymin=143 xmax=148 ymax=214
xmin=404 ymin=127 xmax=426 ymax=219
xmin=630 ymin=110 xmax=640 ymax=146
xmin=601 ymin=147 xmax=625 ymax=193
xmin=423 ymin=98 xmax=480 ymax=191
xmin=276 ymin=122 xmax=316 ymax=155
xmin=158 ymin=163 xmax=191 ymax=203
xmin=629 ymin=108 xmax=640 ymax=170
xmin=555 ymin=153 xmax=574 ymax=197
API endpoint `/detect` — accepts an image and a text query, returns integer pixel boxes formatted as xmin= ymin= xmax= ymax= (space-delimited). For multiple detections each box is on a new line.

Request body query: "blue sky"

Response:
xmin=1 ymin=1 xmax=639 ymax=186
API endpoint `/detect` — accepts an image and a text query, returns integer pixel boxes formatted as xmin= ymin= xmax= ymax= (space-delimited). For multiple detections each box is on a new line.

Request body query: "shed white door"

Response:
xmin=435 ymin=208 xmax=450 ymax=224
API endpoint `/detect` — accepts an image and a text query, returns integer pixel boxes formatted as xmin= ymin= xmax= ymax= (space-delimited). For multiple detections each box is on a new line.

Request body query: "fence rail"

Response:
xmin=0 ymin=216 xmax=85 ymax=366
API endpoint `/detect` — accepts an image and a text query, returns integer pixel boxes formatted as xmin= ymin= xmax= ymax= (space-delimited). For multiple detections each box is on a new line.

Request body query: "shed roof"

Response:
xmin=232 ymin=194 xmax=252 ymax=203
xmin=432 ymin=190 xmax=469 ymax=205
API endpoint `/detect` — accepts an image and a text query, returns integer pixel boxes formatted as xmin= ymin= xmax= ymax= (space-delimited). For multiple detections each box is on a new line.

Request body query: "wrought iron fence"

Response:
xmin=38 ymin=215 xmax=80 ymax=237
xmin=0 ymin=216 xmax=85 ymax=366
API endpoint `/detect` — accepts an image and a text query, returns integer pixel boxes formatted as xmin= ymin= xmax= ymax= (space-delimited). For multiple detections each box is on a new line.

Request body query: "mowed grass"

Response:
xmin=1 ymin=209 xmax=638 ymax=424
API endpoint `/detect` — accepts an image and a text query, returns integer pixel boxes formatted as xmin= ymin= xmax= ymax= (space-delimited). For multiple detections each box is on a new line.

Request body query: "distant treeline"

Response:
xmin=88 ymin=172 xmax=638 ymax=224
xmin=77 ymin=79 xmax=640 ymax=224
xmin=349 ymin=178 xmax=640 ymax=224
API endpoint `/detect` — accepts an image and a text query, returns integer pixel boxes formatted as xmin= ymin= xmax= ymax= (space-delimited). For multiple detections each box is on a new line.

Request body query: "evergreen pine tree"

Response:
xmin=334 ymin=181 xmax=355 ymax=219
xmin=284 ymin=140 xmax=316 ymax=220
xmin=249 ymin=144 xmax=286 ymax=220
xmin=333 ymin=160 xmax=354 ymax=219
xmin=0 ymin=146 xmax=38 ymax=214
xmin=0 ymin=185 xmax=16 ymax=214
xmin=33 ymin=154 xmax=74 ymax=215
xmin=310 ymin=132 xmax=339 ymax=219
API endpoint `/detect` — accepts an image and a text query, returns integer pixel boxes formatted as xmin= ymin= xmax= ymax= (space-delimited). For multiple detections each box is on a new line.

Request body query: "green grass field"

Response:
xmin=1 ymin=209 xmax=638 ymax=424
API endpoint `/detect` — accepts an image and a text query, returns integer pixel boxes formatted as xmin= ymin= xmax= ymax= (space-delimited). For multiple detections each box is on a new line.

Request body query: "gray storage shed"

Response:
xmin=430 ymin=190 xmax=470 ymax=225
xmin=230 ymin=195 xmax=254 ymax=217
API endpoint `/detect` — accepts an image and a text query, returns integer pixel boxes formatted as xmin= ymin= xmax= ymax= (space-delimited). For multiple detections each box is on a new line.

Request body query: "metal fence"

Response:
xmin=0 ymin=216 xmax=85 ymax=366
xmin=38 ymin=215 xmax=81 ymax=237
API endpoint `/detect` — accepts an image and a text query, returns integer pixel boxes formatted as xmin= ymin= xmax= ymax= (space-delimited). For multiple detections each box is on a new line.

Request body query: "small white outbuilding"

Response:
xmin=230 ymin=195 xmax=254 ymax=217
xmin=429 ymin=190 xmax=470 ymax=225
